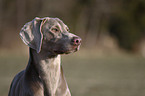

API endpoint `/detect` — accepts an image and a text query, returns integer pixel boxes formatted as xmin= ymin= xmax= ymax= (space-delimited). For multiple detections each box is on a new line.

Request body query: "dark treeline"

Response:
xmin=0 ymin=0 xmax=145 ymax=52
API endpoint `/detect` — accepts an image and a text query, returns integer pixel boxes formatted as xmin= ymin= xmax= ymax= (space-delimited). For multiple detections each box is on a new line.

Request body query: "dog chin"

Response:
xmin=64 ymin=46 xmax=80 ymax=54
xmin=67 ymin=44 xmax=81 ymax=53
xmin=53 ymin=45 xmax=80 ymax=55
xmin=53 ymin=50 xmax=73 ymax=55
xmin=54 ymin=48 xmax=79 ymax=55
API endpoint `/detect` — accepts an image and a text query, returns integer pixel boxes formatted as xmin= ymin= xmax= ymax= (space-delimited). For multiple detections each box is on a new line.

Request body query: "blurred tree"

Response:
xmin=108 ymin=0 xmax=145 ymax=51
xmin=0 ymin=0 xmax=3 ymax=46
xmin=16 ymin=0 xmax=26 ymax=28
xmin=0 ymin=0 xmax=145 ymax=52
xmin=70 ymin=0 xmax=115 ymax=46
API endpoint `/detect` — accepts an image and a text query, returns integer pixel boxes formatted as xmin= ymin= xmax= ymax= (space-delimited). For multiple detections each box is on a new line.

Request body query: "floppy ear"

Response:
xmin=19 ymin=17 xmax=47 ymax=53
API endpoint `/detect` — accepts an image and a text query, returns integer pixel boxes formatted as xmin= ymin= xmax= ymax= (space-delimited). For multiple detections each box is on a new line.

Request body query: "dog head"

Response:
xmin=20 ymin=17 xmax=81 ymax=54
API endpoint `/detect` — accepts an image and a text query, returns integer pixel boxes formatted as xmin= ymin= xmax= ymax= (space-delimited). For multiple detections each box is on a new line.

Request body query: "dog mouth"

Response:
xmin=53 ymin=44 xmax=81 ymax=54
xmin=72 ymin=44 xmax=81 ymax=51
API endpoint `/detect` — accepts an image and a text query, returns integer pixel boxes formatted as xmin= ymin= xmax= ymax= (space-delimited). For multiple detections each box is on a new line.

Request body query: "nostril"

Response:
xmin=75 ymin=39 xmax=79 ymax=43
xmin=72 ymin=37 xmax=81 ymax=45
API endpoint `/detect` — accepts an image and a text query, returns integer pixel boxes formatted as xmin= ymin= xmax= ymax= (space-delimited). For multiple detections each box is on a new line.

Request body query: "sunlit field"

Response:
xmin=0 ymin=50 xmax=145 ymax=96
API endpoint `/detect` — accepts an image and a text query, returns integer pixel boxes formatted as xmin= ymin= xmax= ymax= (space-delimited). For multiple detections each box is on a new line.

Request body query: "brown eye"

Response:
xmin=51 ymin=27 xmax=60 ymax=33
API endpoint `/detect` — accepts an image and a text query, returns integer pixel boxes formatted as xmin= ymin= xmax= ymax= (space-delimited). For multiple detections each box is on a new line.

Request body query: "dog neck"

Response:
xmin=29 ymin=48 xmax=61 ymax=96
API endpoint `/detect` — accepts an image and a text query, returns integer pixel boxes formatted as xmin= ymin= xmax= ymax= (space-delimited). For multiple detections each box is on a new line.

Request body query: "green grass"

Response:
xmin=0 ymin=50 xmax=145 ymax=96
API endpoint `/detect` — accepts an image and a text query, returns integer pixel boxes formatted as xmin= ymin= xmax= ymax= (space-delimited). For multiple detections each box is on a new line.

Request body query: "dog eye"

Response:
xmin=66 ymin=27 xmax=70 ymax=32
xmin=51 ymin=27 xmax=60 ymax=33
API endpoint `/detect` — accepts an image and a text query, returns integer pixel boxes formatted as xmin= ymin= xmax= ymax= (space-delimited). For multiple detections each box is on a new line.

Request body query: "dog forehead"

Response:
xmin=42 ymin=17 xmax=69 ymax=31
xmin=51 ymin=18 xmax=67 ymax=27
xmin=54 ymin=18 xmax=64 ymax=24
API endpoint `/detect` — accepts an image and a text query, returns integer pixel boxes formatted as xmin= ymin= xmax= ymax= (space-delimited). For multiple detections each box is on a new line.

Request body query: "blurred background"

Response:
xmin=0 ymin=0 xmax=145 ymax=96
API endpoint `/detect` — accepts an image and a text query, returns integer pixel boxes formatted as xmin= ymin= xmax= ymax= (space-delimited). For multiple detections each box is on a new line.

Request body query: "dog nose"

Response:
xmin=72 ymin=37 xmax=81 ymax=45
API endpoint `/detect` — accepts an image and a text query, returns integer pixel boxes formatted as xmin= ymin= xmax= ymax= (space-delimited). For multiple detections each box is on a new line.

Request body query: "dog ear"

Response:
xmin=19 ymin=17 xmax=47 ymax=53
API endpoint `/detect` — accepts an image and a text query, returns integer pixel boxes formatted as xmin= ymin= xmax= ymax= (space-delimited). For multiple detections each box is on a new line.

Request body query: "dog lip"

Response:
xmin=73 ymin=43 xmax=81 ymax=48
xmin=53 ymin=48 xmax=78 ymax=55
xmin=53 ymin=44 xmax=81 ymax=54
xmin=72 ymin=42 xmax=81 ymax=46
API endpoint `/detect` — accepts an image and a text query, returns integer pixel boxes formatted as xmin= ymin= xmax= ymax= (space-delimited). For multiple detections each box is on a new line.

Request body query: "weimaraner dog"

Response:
xmin=8 ymin=17 xmax=81 ymax=96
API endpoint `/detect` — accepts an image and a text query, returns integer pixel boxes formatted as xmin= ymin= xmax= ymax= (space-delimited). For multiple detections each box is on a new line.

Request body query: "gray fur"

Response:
xmin=8 ymin=17 xmax=81 ymax=96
